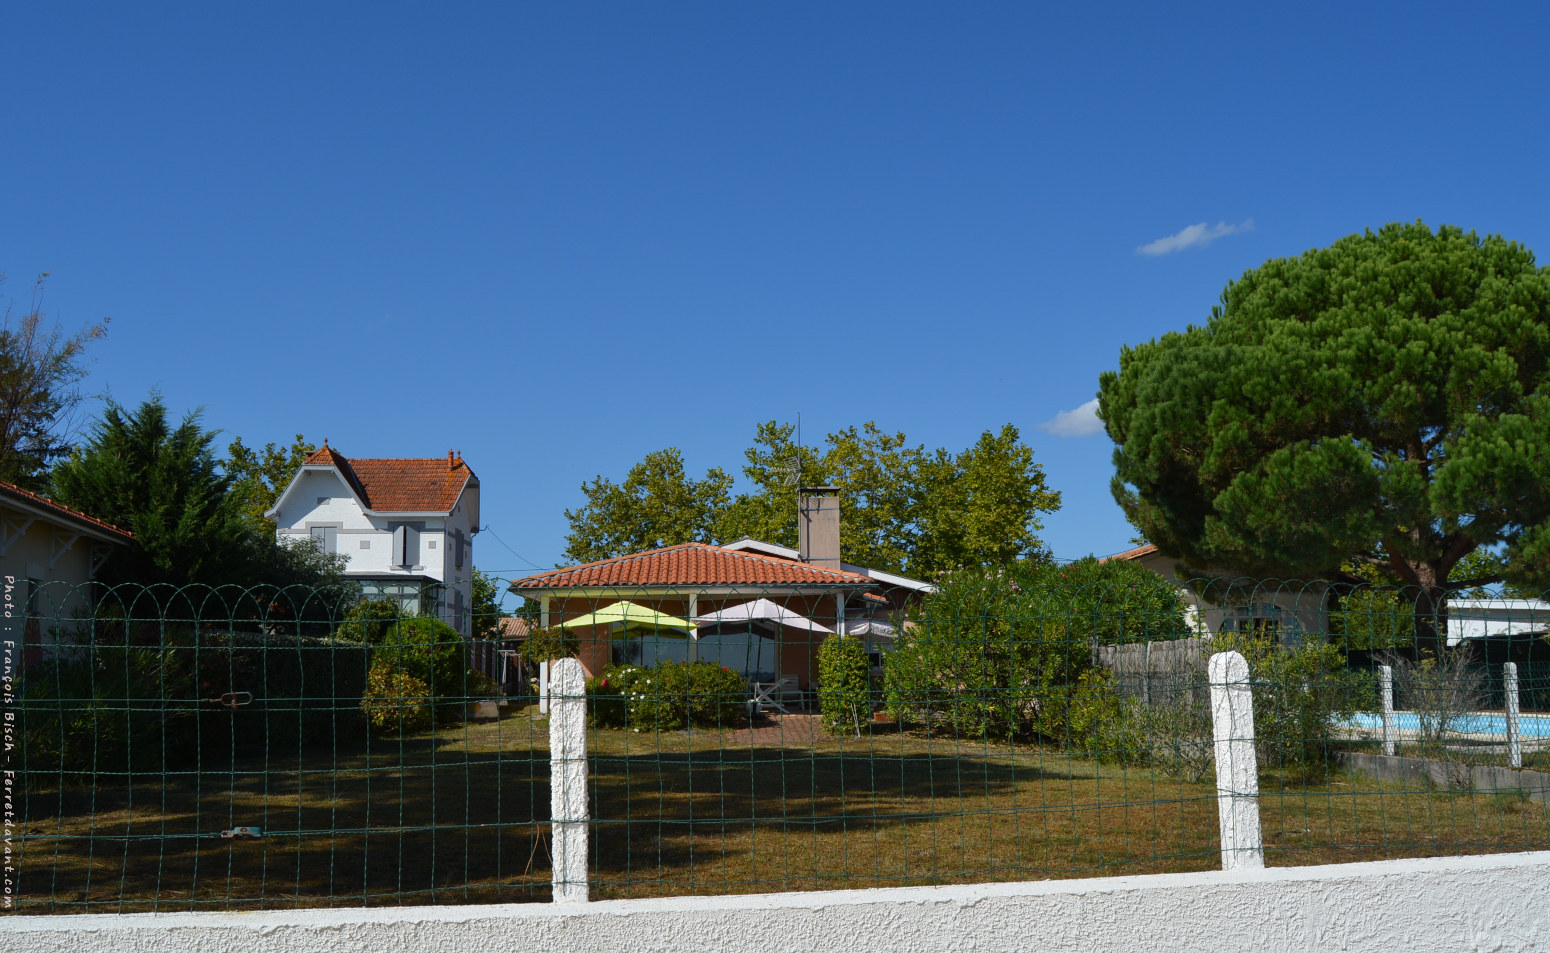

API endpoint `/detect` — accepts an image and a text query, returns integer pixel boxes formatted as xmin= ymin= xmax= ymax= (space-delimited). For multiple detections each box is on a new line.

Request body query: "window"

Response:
xmin=391 ymin=525 xmax=420 ymax=567
xmin=310 ymin=526 xmax=338 ymax=553
xmin=454 ymin=529 xmax=466 ymax=569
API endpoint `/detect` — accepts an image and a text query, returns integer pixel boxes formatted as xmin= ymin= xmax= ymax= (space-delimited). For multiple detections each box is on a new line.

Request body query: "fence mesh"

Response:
xmin=9 ymin=574 xmax=1550 ymax=912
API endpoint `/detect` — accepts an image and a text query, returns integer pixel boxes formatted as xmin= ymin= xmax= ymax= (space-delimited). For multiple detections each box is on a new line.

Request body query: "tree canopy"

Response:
xmin=563 ymin=421 xmax=1060 ymax=577
xmin=0 ymin=274 xmax=108 ymax=490
xmin=1099 ymin=222 xmax=1550 ymax=652
xmin=225 ymin=433 xmax=315 ymax=532
xmin=49 ymin=397 xmax=342 ymax=588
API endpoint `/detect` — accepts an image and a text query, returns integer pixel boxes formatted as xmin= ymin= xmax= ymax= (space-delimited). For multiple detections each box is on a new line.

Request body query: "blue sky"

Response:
xmin=5 ymin=3 xmax=1549 ymax=591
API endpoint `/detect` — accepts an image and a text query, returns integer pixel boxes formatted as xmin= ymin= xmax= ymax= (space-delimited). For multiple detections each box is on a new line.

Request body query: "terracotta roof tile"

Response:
xmin=1100 ymin=544 xmax=1158 ymax=563
xmin=0 ymin=482 xmax=133 ymax=541
xmin=510 ymin=543 xmax=878 ymax=591
xmin=303 ymin=445 xmax=475 ymax=513
xmin=497 ymin=616 xmax=530 ymax=639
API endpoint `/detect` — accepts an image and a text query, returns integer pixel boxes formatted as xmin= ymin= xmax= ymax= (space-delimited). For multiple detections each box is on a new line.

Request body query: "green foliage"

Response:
xmin=369 ymin=617 xmax=483 ymax=726
xmin=1211 ymin=632 xmax=1366 ymax=777
xmin=562 ymin=420 xmax=1060 ymax=576
xmin=49 ymin=397 xmax=346 ymax=588
xmin=522 ymin=625 xmax=579 ymax=662
xmin=563 ymin=448 xmax=734 ymax=562
xmin=1100 ymin=223 xmax=1550 ymax=631
xmin=469 ymin=569 xmax=503 ymax=639
xmin=585 ymin=670 xmax=629 ymax=729
xmin=817 ymin=635 xmax=872 ymax=736
xmin=338 ymin=599 xmax=408 ymax=644
xmin=224 ymin=433 xmax=314 ymax=533
xmin=0 ymin=274 xmax=108 ymax=490
xmin=361 ymin=662 xmax=434 ymax=735
xmin=884 ymin=562 xmax=1189 ymax=741
xmin=610 ymin=661 xmax=747 ymax=732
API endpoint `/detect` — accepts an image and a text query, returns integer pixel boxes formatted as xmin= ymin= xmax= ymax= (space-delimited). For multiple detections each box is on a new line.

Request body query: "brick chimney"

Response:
xmin=797 ymin=486 xmax=841 ymax=571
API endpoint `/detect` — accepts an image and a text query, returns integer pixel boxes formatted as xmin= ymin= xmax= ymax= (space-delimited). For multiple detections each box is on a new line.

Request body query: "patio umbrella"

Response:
xmin=842 ymin=619 xmax=897 ymax=641
xmin=556 ymin=600 xmax=696 ymax=636
xmin=693 ymin=598 xmax=833 ymax=634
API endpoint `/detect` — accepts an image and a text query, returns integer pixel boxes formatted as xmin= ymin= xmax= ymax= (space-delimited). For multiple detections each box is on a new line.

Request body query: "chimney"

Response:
xmin=797 ymin=486 xmax=841 ymax=571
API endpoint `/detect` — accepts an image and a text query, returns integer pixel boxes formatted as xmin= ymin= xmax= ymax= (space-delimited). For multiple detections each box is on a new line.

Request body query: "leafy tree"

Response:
xmin=0 ymin=274 xmax=109 ymax=490
xmin=225 ymin=433 xmax=314 ymax=532
xmin=49 ymin=396 xmax=343 ymax=588
xmin=562 ymin=448 xmax=733 ymax=563
xmin=470 ymin=568 xmax=503 ymax=639
xmin=1100 ymin=222 xmax=1550 ymax=656
xmin=562 ymin=421 xmax=1060 ymax=577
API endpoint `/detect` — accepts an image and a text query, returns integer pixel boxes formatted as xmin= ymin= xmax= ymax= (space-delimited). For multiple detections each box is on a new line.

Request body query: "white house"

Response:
xmin=1101 ymin=543 xmax=1332 ymax=639
xmin=0 ymin=481 xmax=133 ymax=668
xmin=267 ymin=444 xmax=480 ymax=636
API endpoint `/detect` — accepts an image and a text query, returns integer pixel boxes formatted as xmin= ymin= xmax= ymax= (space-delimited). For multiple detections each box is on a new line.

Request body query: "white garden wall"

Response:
xmin=6 ymin=850 xmax=1548 ymax=953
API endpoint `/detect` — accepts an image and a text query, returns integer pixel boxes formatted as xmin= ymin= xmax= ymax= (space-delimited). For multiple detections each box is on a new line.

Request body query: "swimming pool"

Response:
xmin=1346 ymin=711 xmax=1550 ymax=739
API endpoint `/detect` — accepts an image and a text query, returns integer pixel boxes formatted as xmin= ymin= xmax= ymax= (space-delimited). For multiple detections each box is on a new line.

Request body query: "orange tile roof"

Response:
xmin=302 ymin=444 xmax=475 ymax=513
xmin=497 ymin=616 xmax=530 ymax=639
xmin=0 ymin=481 xmax=133 ymax=541
xmin=1100 ymin=543 xmax=1158 ymax=563
xmin=510 ymin=542 xmax=878 ymax=591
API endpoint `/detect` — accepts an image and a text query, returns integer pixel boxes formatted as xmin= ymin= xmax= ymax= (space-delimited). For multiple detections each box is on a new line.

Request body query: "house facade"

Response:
xmin=1101 ymin=543 xmax=1332 ymax=640
xmin=267 ymin=445 xmax=481 ymax=636
xmin=0 ymin=481 xmax=133 ymax=667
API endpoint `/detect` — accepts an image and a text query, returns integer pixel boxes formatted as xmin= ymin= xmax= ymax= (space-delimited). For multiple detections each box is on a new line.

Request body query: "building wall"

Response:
xmin=0 ymin=516 xmax=116 ymax=665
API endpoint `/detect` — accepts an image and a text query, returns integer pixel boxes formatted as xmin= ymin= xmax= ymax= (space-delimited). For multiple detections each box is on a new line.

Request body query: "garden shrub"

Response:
xmin=1210 ymin=631 xmax=1363 ymax=778
xmin=884 ymin=559 xmax=1191 ymax=742
xmin=365 ymin=616 xmax=487 ymax=729
xmin=818 ymin=635 xmax=872 ymax=736
xmin=338 ymin=599 xmax=408 ymax=644
xmin=615 ymin=661 xmax=746 ymax=732
xmin=522 ymin=626 xmax=579 ymax=662
xmin=586 ymin=669 xmax=630 ymax=729
xmin=360 ymin=660 xmax=434 ymax=735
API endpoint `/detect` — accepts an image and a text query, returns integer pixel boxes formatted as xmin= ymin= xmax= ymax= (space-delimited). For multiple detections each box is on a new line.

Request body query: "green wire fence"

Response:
xmin=8 ymin=574 xmax=1550 ymax=913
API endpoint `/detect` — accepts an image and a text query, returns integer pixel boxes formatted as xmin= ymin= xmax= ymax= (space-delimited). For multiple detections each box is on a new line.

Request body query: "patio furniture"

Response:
xmin=751 ymin=676 xmax=802 ymax=714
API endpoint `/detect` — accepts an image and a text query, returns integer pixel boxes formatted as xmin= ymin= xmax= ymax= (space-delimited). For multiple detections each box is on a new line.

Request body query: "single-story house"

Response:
xmin=0 ymin=481 xmax=134 ymax=667
xmin=1101 ymin=543 xmax=1333 ymax=640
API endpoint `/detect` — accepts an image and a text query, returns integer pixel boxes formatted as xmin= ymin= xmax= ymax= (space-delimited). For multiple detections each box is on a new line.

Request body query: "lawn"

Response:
xmin=17 ymin=706 xmax=1550 ymax=913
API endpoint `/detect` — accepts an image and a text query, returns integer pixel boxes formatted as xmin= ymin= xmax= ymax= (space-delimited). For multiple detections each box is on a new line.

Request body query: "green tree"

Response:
xmin=562 ymin=421 xmax=1060 ymax=577
xmin=470 ymin=568 xmax=503 ymax=639
xmin=1099 ymin=222 xmax=1550 ymax=656
xmin=49 ymin=397 xmax=342 ymax=588
xmin=225 ymin=434 xmax=314 ymax=532
xmin=562 ymin=448 xmax=734 ymax=563
xmin=0 ymin=274 xmax=109 ymax=490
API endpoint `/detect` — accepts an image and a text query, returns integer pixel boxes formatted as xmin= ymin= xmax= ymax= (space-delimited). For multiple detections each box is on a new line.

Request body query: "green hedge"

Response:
xmin=818 ymin=635 xmax=872 ymax=736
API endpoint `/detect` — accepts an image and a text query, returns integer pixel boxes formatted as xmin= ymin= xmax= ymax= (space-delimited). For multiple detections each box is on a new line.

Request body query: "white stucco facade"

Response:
xmin=267 ymin=453 xmax=480 ymax=636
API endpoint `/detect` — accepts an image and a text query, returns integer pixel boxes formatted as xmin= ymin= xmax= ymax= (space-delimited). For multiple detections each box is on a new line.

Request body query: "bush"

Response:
xmin=367 ymin=616 xmax=486 ymax=728
xmin=586 ymin=670 xmax=630 ymax=729
xmin=1211 ymin=631 xmax=1363 ymax=777
xmin=523 ymin=626 xmax=579 ymax=662
xmin=361 ymin=661 xmax=434 ymax=735
xmin=884 ymin=560 xmax=1191 ymax=741
xmin=338 ymin=599 xmax=408 ymax=644
xmin=618 ymin=661 xmax=746 ymax=732
xmin=818 ymin=636 xmax=872 ymax=736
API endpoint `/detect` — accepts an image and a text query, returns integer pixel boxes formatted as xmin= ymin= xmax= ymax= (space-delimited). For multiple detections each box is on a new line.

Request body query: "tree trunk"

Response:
xmin=1411 ymin=583 xmax=1448 ymax=661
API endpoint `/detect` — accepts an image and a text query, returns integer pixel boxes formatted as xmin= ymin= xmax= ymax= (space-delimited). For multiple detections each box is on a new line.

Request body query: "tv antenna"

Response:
xmin=775 ymin=413 xmax=803 ymax=488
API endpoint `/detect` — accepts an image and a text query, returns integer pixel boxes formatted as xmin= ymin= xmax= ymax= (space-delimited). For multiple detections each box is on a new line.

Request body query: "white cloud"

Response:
xmin=1137 ymin=218 xmax=1255 ymax=257
xmin=1039 ymin=398 xmax=1105 ymax=437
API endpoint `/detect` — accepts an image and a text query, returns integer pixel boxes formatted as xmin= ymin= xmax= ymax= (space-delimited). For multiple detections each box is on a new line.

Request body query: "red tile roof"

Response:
xmin=497 ymin=616 xmax=530 ymax=639
xmin=1100 ymin=543 xmax=1158 ymax=563
xmin=510 ymin=542 xmax=878 ymax=591
xmin=0 ymin=482 xmax=132 ymax=541
xmin=302 ymin=445 xmax=475 ymax=513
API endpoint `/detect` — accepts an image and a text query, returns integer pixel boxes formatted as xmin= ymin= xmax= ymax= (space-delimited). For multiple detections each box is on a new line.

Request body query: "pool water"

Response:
xmin=1346 ymin=711 xmax=1550 ymax=738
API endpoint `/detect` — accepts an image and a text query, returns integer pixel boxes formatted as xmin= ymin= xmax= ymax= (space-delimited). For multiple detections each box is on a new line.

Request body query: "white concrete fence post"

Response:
xmin=1504 ymin=661 xmax=1522 ymax=770
xmin=539 ymin=659 xmax=551 ymax=715
xmin=1379 ymin=664 xmax=1396 ymax=757
xmin=549 ymin=657 xmax=590 ymax=903
xmin=1208 ymin=650 xmax=1264 ymax=871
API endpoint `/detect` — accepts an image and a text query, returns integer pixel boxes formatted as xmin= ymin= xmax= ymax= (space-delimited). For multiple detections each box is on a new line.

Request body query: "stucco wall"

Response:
xmin=6 ymin=850 xmax=1548 ymax=953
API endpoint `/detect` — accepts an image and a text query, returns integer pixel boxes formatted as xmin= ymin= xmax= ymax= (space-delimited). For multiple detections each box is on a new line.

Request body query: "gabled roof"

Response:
xmin=509 ymin=542 xmax=878 ymax=592
xmin=0 ymin=482 xmax=133 ymax=543
xmin=272 ymin=444 xmax=477 ymax=516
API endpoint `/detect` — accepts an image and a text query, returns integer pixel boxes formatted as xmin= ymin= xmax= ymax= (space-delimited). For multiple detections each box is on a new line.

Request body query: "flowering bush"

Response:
xmin=597 ymin=660 xmax=747 ymax=732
